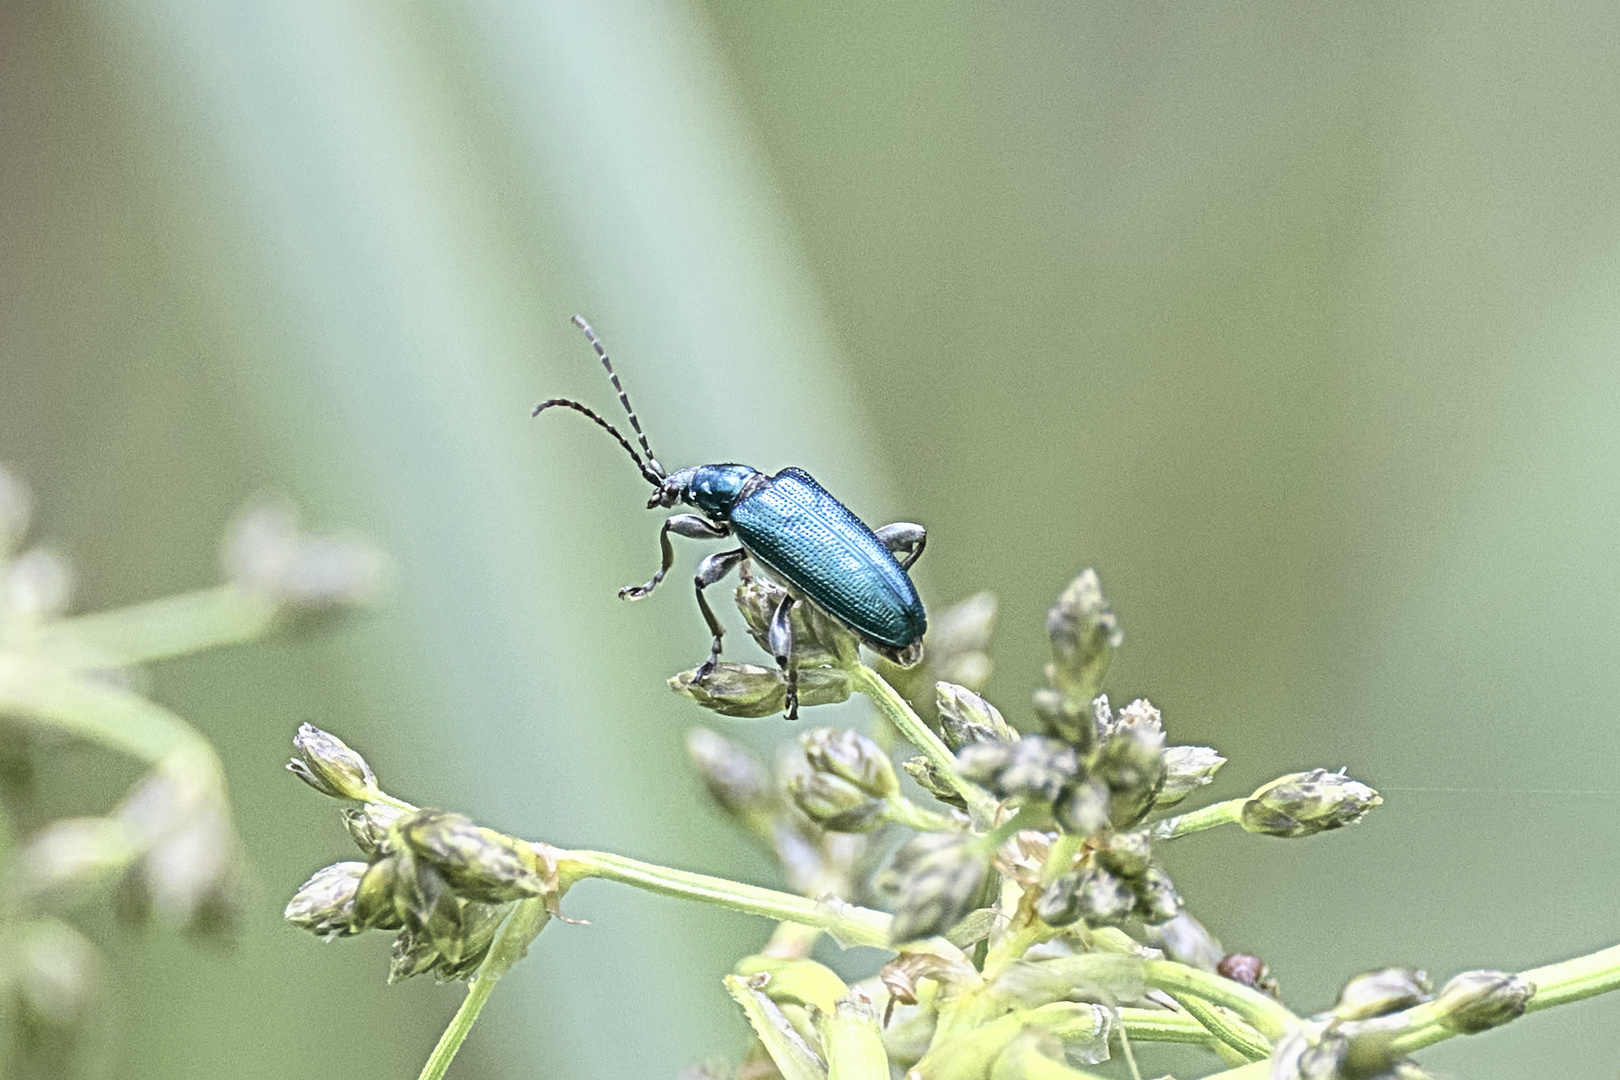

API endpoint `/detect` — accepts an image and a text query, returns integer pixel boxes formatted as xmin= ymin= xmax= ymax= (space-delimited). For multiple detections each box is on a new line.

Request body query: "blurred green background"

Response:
xmin=4 ymin=1 xmax=1619 ymax=1077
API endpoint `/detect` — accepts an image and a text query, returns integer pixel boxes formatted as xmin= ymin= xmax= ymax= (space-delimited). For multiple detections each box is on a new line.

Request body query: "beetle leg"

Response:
xmin=693 ymin=547 xmax=748 ymax=682
xmin=874 ymin=522 xmax=927 ymax=571
xmin=768 ymin=594 xmax=799 ymax=721
xmin=621 ymin=514 xmax=730 ymax=600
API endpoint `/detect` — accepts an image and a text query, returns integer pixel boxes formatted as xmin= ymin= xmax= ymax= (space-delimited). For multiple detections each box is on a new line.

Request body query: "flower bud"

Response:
xmin=0 ymin=463 xmax=33 ymax=557
xmin=1034 ymin=870 xmax=1085 ymax=927
xmin=685 ymin=727 xmax=780 ymax=842
xmin=284 ymin=861 xmax=367 ymax=938
xmin=887 ymin=833 xmax=990 ymax=944
xmin=399 ymin=809 xmax=544 ymax=904
xmin=957 ymin=736 xmax=1079 ymax=803
xmin=1074 ymin=866 xmax=1135 ymax=927
xmin=386 ymin=897 xmax=507 ymax=983
xmin=343 ymin=802 xmax=404 ymax=858
xmin=669 ymin=663 xmax=851 ymax=718
xmin=352 ymin=855 xmax=407 ymax=930
xmin=936 ymin=682 xmax=1016 ymax=750
xmin=1241 ymin=769 xmax=1382 ymax=838
xmin=1130 ymin=866 xmax=1182 ymax=924
xmin=1143 ymin=911 xmax=1226 ymax=972
xmin=1044 ymin=570 xmax=1121 ymax=699
xmin=225 ymin=498 xmax=386 ymax=610
xmin=1112 ymin=698 xmax=1163 ymax=738
xmin=802 ymin=728 xmax=899 ymax=800
xmin=1093 ymin=831 xmax=1152 ymax=880
xmin=1432 ymin=970 xmax=1534 ymax=1034
xmin=1154 ymin=746 xmax=1226 ymax=809
xmin=902 ymin=756 xmax=966 ymax=809
xmin=1333 ymin=968 xmax=1431 ymax=1021
xmin=287 ymin=724 xmax=377 ymax=801
xmin=786 ymin=773 xmax=885 ymax=832
xmin=1054 ymin=778 xmax=1110 ymax=836
xmin=1095 ymin=724 xmax=1165 ymax=829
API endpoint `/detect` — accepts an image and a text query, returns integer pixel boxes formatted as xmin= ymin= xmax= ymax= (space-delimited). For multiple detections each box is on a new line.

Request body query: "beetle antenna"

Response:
xmin=532 ymin=398 xmax=665 ymax=487
xmin=568 ymin=315 xmax=665 ymax=479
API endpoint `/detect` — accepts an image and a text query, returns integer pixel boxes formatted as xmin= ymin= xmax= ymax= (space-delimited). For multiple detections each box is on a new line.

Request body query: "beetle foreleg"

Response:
xmin=767 ymin=594 xmax=799 ymax=721
xmin=621 ymin=514 xmax=730 ymax=600
xmin=874 ymin=522 xmax=927 ymax=571
xmin=692 ymin=547 xmax=748 ymax=682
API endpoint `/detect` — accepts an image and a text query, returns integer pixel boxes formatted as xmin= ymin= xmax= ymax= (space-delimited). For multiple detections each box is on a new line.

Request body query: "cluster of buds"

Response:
xmin=224 ymin=497 xmax=388 ymax=611
xmin=1274 ymin=966 xmax=1533 ymax=1078
xmin=670 ymin=563 xmax=859 ymax=717
xmin=686 ymin=725 xmax=932 ymax=899
xmin=284 ymin=725 xmax=548 ymax=981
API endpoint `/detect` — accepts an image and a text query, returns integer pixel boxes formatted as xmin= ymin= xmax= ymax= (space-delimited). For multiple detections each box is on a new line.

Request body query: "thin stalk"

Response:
xmin=1148 ymin=798 xmax=1245 ymax=841
xmin=558 ymin=848 xmax=893 ymax=948
xmin=0 ymin=654 xmax=218 ymax=766
xmin=1159 ymin=992 xmax=1271 ymax=1061
xmin=848 ymin=663 xmax=996 ymax=825
xmin=1141 ymin=960 xmax=1299 ymax=1042
xmin=417 ymin=898 xmax=552 ymax=1080
xmin=883 ymin=796 xmax=961 ymax=833
xmin=35 ymin=585 xmax=280 ymax=669
xmin=1114 ymin=1008 xmax=1231 ymax=1047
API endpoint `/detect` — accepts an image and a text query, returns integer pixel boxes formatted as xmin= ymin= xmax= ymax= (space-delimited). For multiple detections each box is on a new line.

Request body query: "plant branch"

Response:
xmin=34 ymin=585 xmax=281 ymax=670
xmin=556 ymin=848 xmax=893 ymax=949
xmin=1140 ymin=960 xmax=1299 ymax=1042
xmin=1147 ymin=798 xmax=1245 ymax=841
xmin=417 ymin=898 xmax=552 ymax=1080
xmin=847 ymin=663 xmax=996 ymax=825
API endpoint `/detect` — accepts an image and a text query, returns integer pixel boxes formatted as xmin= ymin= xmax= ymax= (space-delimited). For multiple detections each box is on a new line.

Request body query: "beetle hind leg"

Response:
xmin=768 ymin=594 xmax=799 ymax=721
xmin=874 ymin=522 xmax=927 ymax=571
xmin=621 ymin=514 xmax=729 ymax=600
xmin=692 ymin=547 xmax=748 ymax=682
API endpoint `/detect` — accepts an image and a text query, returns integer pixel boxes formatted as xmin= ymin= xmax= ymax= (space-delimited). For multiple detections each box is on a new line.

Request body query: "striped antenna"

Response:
xmin=531 ymin=317 xmax=667 ymax=487
xmin=571 ymin=315 xmax=664 ymax=477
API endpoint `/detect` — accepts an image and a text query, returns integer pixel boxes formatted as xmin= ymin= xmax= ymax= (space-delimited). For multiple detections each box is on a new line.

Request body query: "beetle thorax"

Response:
xmin=667 ymin=464 xmax=761 ymax=520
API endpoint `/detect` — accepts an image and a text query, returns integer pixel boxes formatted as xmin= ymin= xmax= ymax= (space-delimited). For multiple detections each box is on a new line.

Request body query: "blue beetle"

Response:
xmin=534 ymin=316 xmax=927 ymax=719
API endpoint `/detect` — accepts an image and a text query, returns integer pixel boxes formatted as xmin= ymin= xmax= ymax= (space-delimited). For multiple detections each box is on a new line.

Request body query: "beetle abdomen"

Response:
xmin=728 ymin=468 xmax=926 ymax=650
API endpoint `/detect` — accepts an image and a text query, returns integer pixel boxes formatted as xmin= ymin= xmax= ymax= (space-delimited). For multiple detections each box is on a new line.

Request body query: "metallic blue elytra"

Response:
xmin=724 ymin=467 xmax=926 ymax=651
xmin=533 ymin=316 xmax=929 ymax=719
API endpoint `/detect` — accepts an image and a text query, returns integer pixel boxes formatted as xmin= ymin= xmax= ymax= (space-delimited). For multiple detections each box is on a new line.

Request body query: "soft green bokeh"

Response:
xmin=3 ymin=2 xmax=1619 ymax=1077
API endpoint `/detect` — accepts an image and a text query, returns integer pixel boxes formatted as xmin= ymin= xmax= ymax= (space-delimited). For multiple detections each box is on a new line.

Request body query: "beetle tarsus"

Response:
xmin=768 ymin=594 xmax=799 ymax=720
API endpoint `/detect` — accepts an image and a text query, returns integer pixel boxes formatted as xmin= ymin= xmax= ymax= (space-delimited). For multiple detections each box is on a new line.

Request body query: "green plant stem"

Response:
xmin=1114 ymin=1008 xmax=1233 ymax=1047
xmin=34 ymin=584 xmax=280 ymax=669
xmin=417 ymin=897 xmax=551 ymax=1080
xmin=883 ymin=796 xmax=961 ymax=832
xmin=848 ymin=663 xmax=997 ymax=825
xmin=0 ymin=654 xmax=218 ymax=767
xmin=1148 ymin=798 xmax=1245 ymax=841
xmin=1159 ymin=992 xmax=1270 ymax=1061
xmin=1140 ymin=960 xmax=1298 ymax=1042
xmin=557 ymin=848 xmax=893 ymax=948
xmin=817 ymin=997 xmax=890 ymax=1080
